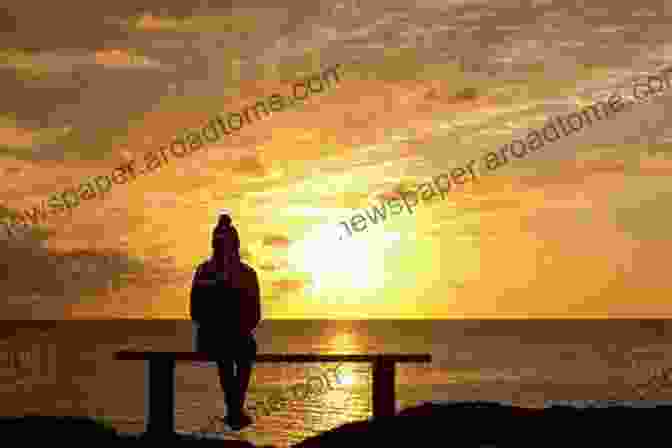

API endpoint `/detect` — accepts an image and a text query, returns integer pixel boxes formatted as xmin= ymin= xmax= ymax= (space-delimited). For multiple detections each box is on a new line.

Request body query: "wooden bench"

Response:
xmin=115 ymin=351 xmax=432 ymax=437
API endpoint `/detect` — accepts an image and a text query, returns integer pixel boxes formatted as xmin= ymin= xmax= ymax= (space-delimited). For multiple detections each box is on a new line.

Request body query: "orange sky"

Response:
xmin=1 ymin=6 xmax=672 ymax=319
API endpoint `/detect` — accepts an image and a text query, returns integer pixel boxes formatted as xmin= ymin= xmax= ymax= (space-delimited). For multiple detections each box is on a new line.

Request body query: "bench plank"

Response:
xmin=116 ymin=351 xmax=431 ymax=363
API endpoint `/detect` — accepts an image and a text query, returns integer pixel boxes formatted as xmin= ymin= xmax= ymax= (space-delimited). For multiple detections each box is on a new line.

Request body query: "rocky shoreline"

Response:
xmin=3 ymin=401 xmax=669 ymax=446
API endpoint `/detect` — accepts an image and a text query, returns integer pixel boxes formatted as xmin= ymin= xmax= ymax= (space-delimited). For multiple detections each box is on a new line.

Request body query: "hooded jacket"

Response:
xmin=190 ymin=258 xmax=261 ymax=337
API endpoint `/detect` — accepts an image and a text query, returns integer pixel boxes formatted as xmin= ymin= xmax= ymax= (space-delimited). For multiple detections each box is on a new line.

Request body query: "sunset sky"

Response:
xmin=1 ymin=0 xmax=672 ymax=319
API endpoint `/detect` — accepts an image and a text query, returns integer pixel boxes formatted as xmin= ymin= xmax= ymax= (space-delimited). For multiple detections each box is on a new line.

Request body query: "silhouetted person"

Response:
xmin=190 ymin=213 xmax=261 ymax=430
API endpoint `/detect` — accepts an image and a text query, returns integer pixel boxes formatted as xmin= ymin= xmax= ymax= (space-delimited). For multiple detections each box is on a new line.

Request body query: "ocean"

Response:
xmin=1 ymin=319 xmax=671 ymax=447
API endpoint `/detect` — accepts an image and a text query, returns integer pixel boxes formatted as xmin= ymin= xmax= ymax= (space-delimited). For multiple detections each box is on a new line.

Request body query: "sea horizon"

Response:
xmin=2 ymin=319 xmax=671 ymax=445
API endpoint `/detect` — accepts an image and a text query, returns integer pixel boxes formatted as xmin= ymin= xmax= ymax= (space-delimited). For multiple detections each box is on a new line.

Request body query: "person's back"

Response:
xmin=190 ymin=214 xmax=261 ymax=430
xmin=190 ymin=258 xmax=260 ymax=339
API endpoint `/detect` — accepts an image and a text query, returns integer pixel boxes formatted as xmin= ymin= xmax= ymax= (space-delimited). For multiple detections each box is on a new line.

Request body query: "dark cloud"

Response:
xmin=0 ymin=206 xmax=148 ymax=318
xmin=0 ymin=8 xmax=17 ymax=34
xmin=1 ymin=3 xmax=130 ymax=53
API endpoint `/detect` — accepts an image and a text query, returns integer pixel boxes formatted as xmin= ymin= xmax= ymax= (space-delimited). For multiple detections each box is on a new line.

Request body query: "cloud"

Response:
xmin=0 ymin=8 xmax=16 ymax=34
xmin=258 ymin=262 xmax=279 ymax=271
xmin=334 ymin=192 xmax=370 ymax=209
xmin=608 ymin=190 xmax=672 ymax=241
xmin=93 ymin=49 xmax=161 ymax=69
xmin=231 ymin=154 xmax=267 ymax=175
xmin=109 ymin=13 xmax=257 ymax=34
xmin=271 ymin=279 xmax=305 ymax=292
xmin=0 ymin=205 xmax=155 ymax=318
xmin=262 ymin=234 xmax=291 ymax=249
xmin=0 ymin=49 xmax=51 ymax=78
xmin=0 ymin=115 xmax=73 ymax=157
xmin=636 ymin=154 xmax=672 ymax=176
xmin=372 ymin=189 xmax=403 ymax=202
xmin=0 ymin=123 xmax=39 ymax=148
xmin=459 ymin=197 xmax=524 ymax=213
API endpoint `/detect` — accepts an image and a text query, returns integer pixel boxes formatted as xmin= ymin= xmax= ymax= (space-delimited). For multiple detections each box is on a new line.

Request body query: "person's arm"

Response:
xmin=189 ymin=265 xmax=204 ymax=322
xmin=251 ymin=270 xmax=261 ymax=331
xmin=240 ymin=267 xmax=261 ymax=335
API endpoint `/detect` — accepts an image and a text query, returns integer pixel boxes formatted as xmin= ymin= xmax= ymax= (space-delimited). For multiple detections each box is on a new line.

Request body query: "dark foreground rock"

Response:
xmin=294 ymin=402 xmax=670 ymax=447
xmin=0 ymin=415 xmax=260 ymax=446
xmin=4 ymin=403 xmax=670 ymax=446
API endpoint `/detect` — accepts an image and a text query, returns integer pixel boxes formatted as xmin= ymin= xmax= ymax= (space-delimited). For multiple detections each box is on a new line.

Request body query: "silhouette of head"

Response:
xmin=212 ymin=214 xmax=240 ymax=265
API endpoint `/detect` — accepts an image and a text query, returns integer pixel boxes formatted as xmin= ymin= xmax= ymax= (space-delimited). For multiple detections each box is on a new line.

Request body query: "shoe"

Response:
xmin=225 ymin=411 xmax=254 ymax=431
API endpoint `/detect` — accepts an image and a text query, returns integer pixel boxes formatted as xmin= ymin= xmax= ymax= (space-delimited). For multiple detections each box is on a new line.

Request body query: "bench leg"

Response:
xmin=145 ymin=359 xmax=176 ymax=437
xmin=372 ymin=358 xmax=396 ymax=419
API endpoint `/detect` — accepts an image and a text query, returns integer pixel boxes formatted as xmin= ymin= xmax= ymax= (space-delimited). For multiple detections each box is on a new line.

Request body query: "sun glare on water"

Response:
xmin=337 ymin=372 xmax=355 ymax=386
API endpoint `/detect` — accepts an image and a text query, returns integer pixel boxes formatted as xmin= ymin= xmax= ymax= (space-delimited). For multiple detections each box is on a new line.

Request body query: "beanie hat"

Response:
xmin=212 ymin=213 xmax=240 ymax=257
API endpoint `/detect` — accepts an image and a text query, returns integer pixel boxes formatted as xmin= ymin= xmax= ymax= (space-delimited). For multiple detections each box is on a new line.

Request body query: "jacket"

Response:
xmin=190 ymin=260 xmax=261 ymax=336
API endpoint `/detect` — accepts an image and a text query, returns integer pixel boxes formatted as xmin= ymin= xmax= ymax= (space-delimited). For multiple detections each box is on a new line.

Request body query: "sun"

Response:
xmin=288 ymin=224 xmax=393 ymax=299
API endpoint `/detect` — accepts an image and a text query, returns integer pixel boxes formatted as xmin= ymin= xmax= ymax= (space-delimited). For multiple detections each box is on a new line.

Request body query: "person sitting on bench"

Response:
xmin=190 ymin=213 xmax=261 ymax=430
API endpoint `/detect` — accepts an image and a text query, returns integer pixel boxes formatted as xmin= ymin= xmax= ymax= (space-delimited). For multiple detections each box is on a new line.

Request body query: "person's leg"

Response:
xmin=216 ymin=358 xmax=240 ymax=419
xmin=237 ymin=360 xmax=253 ymax=410
xmin=235 ymin=336 xmax=257 ymax=413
